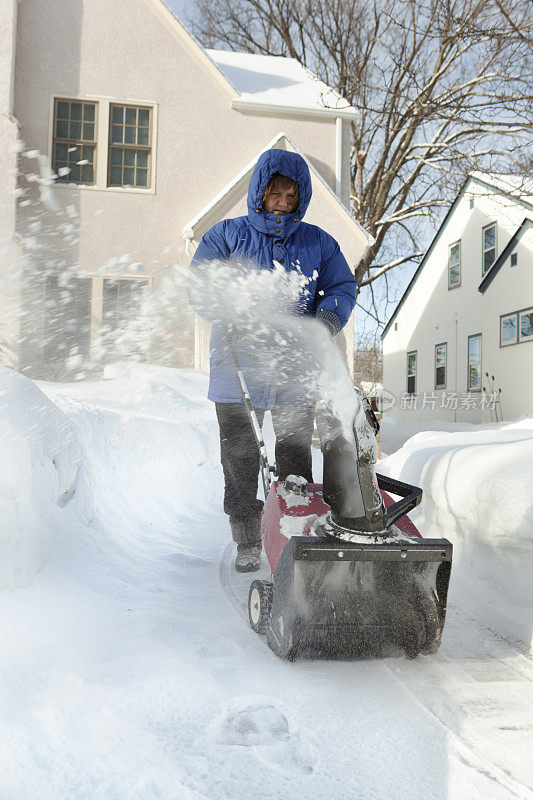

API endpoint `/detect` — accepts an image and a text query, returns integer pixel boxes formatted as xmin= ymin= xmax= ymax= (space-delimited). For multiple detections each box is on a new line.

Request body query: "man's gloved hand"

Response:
xmin=316 ymin=309 xmax=341 ymax=336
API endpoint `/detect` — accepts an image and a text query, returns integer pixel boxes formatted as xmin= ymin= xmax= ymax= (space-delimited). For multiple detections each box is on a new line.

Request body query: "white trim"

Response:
xmin=146 ymin=0 xmax=358 ymax=120
xmin=335 ymin=117 xmax=343 ymax=197
xmin=500 ymin=312 xmax=518 ymax=346
xmin=182 ymin=132 xmax=374 ymax=248
xmin=182 ymin=132 xmax=287 ymax=238
xmin=519 ymin=308 xmax=533 ymax=342
xmin=231 ymin=97 xmax=357 ymax=121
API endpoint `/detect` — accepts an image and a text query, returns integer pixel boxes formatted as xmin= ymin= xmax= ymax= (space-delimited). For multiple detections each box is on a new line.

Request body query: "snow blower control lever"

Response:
xmin=226 ymin=327 xmax=275 ymax=498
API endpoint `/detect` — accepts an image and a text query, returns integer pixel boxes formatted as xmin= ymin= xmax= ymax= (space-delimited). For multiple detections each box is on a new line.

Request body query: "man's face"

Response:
xmin=263 ymin=183 xmax=299 ymax=215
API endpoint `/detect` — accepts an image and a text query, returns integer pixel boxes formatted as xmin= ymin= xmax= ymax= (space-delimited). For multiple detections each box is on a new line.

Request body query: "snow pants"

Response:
xmin=215 ymin=402 xmax=315 ymax=526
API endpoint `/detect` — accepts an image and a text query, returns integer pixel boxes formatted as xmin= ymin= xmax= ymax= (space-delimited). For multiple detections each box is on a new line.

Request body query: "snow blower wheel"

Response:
xmin=226 ymin=332 xmax=453 ymax=662
xmin=248 ymin=580 xmax=273 ymax=634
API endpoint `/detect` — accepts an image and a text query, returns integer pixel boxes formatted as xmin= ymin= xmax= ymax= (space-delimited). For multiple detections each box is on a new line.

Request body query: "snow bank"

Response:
xmin=1 ymin=364 xmax=531 ymax=797
xmin=380 ymin=413 xmax=482 ymax=455
xmin=380 ymin=419 xmax=533 ymax=649
xmin=0 ymin=366 xmax=83 ymax=587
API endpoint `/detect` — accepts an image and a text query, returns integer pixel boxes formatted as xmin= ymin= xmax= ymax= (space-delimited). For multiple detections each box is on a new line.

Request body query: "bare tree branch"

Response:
xmin=189 ymin=0 xmax=532 ymax=328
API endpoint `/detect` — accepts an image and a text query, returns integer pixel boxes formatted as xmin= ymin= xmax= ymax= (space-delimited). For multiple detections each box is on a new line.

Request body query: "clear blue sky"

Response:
xmin=165 ymin=0 xmax=196 ymax=25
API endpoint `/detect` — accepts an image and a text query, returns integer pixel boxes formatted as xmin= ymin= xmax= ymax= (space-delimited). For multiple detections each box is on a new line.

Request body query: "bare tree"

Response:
xmin=190 ymin=0 xmax=532 ymax=321
xmin=353 ymin=331 xmax=383 ymax=390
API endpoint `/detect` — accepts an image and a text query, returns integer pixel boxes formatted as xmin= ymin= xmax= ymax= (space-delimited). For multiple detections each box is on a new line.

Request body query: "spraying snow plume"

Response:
xmin=185 ymin=258 xmax=362 ymax=434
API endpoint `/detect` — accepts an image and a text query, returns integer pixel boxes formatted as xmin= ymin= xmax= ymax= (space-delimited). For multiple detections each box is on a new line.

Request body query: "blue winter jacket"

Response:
xmin=189 ymin=148 xmax=357 ymax=408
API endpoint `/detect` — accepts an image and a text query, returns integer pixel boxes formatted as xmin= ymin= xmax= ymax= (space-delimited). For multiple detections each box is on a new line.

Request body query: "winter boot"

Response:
xmin=235 ymin=543 xmax=262 ymax=573
xmin=230 ymin=513 xmax=262 ymax=573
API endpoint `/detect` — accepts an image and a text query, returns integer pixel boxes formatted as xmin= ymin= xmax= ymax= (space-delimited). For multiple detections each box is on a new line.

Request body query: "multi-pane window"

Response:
xmin=500 ymin=312 xmax=518 ymax=346
xmin=448 ymin=241 xmax=461 ymax=288
xmin=467 ymin=335 xmax=482 ymax=392
xmin=108 ymin=105 xmax=151 ymax=188
xmin=52 ymin=99 xmax=97 ymax=184
xmin=519 ymin=308 xmax=533 ymax=342
xmin=500 ymin=308 xmax=533 ymax=346
xmin=482 ymin=222 xmax=497 ymax=275
xmin=435 ymin=343 xmax=447 ymax=389
xmin=103 ymin=278 xmax=149 ymax=329
xmin=407 ymin=350 xmax=417 ymax=394
xmin=102 ymin=278 xmax=150 ymax=360
xmin=43 ymin=275 xmax=92 ymax=363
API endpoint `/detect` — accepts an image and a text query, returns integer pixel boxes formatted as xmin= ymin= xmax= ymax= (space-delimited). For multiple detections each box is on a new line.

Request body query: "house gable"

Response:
xmin=143 ymin=2 xmax=358 ymax=121
xmin=382 ymin=175 xmax=533 ymax=341
xmin=142 ymin=0 xmax=237 ymax=102
xmin=182 ymin=131 xmax=372 ymax=267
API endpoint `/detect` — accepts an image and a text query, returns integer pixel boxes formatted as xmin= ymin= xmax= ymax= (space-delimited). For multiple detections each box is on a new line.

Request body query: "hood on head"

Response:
xmin=247 ymin=149 xmax=312 ymax=225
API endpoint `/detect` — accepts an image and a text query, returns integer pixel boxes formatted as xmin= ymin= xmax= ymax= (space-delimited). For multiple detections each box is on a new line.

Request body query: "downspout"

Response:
xmin=335 ymin=117 xmax=343 ymax=198
xmin=454 ymin=313 xmax=458 ymax=423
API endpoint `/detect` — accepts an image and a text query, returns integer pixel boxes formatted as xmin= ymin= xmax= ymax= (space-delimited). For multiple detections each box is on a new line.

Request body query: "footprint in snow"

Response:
xmin=216 ymin=702 xmax=290 ymax=746
xmin=213 ymin=699 xmax=316 ymax=774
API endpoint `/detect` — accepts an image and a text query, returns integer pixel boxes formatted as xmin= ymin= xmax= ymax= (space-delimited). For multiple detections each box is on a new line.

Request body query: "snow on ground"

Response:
xmin=380 ymin=414 xmax=533 ymax=648
xmin=0 ymin=363 xmax=532 ymax=799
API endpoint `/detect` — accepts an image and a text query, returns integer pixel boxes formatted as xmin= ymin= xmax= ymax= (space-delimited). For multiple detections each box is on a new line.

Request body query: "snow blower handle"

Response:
xmin=225 ymin=327 xmax=276 ymax=497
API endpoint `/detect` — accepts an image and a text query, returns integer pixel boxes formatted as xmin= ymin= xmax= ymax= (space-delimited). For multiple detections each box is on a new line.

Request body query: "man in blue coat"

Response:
xmin=190 ymin=148 xmax=357 ymax=571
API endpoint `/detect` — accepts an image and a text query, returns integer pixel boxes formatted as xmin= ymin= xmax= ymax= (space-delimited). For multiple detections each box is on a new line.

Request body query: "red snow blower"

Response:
xmin=228 ymin=334 xmax=453 ymax=661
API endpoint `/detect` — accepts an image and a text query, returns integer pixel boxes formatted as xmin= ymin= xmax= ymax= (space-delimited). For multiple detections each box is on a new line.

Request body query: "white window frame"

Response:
xmin=518 ymin=307 xmax=533 ymax=343
xmin=434 ymin=342 xmax=447 ymax=390
xmin=482 ymin=222 xmax=497 ymax=276
xmin=407 ymin=350 xmax=417 ymax=394
xmin=48 ymin=94 xmax=158 ymax=195
xmin=500 ymin=312 xmax=518 ymax=347
xmin=467 ymin=334 xmax=482 ymax=392
xmin=448 ymin=240 xmax=461 ymax=289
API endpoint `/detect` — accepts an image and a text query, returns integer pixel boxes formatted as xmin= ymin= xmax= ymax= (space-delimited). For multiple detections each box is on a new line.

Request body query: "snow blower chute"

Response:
xmin=228 ymin=335 xmax=453 ymax=661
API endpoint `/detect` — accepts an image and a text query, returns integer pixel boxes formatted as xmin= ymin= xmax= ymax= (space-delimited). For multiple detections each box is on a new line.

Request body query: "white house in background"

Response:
xmin=382 ymin=173 xmax=533 ymax=423
xmin=0 ymin=0 xmax=371 ymax=380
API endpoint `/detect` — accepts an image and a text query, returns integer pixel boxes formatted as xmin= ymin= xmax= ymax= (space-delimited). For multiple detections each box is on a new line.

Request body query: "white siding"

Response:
xmin=382 ymin=178 xmax=533 ymax=423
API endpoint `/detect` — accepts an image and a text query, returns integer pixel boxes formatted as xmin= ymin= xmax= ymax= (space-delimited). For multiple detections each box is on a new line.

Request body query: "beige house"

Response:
xmin=382 ymin=173 xmax=533 ymax=423
xmin=0 ymin=0 xmax=371 ymax=380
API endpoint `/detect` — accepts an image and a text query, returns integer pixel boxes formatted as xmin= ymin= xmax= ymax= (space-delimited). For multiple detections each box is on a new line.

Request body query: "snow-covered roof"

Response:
xmin=182 ymin=132 xmax=372 ymax=252
xmin=207 ymin=50 xmax=357 ymax=120
xmin=470 ymin=171 xmax=533 ymax=203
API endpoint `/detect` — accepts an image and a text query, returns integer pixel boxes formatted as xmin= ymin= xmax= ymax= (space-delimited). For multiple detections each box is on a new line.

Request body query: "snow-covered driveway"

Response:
xmin=0 ymin=365 xmax=531 ymax=799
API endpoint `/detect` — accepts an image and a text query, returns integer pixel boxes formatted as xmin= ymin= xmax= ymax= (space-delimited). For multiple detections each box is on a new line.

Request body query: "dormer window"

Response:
xmin=482 ymin=222 xmax=496 ymax=275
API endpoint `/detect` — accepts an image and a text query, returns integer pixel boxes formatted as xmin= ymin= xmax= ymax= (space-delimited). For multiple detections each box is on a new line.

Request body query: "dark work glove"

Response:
xmin=316 ymin=309 xmax=341 ymax=336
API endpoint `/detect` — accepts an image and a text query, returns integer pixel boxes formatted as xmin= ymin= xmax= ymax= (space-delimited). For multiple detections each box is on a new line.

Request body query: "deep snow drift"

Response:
xmin=0 ymin=363 xmax=532 ymax=799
